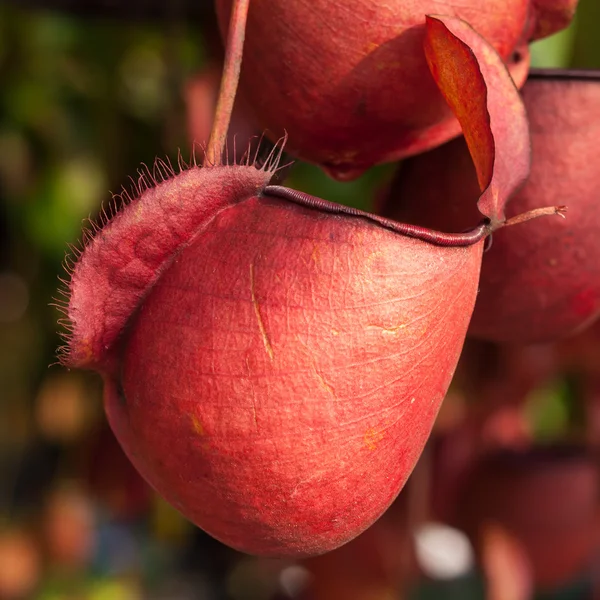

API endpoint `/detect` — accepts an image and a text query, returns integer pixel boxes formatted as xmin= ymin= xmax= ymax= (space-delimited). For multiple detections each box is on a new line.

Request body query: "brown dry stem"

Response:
xmin=502 ymin=205 xmax=567 ymax=229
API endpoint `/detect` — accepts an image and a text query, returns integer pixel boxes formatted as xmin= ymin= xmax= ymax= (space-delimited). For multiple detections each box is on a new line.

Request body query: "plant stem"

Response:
xmin=502 ymin=205 xmax=567 ymax=228
xmin=204 ymin=0 xmax=250 ymax=166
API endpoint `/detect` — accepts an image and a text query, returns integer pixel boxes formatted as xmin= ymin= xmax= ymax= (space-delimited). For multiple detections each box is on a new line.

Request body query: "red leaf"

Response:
xmin=424 ymin=16 xmax=531 ymax=226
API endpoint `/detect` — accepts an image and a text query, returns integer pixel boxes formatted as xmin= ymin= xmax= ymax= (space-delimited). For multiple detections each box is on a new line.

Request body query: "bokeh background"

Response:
xmin=1 ymin=1 xmax=600 ymax=598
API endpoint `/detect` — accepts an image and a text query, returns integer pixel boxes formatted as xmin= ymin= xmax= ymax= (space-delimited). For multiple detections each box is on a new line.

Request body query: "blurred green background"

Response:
xmin=0 ymin=1 xmax=599 ymax=598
